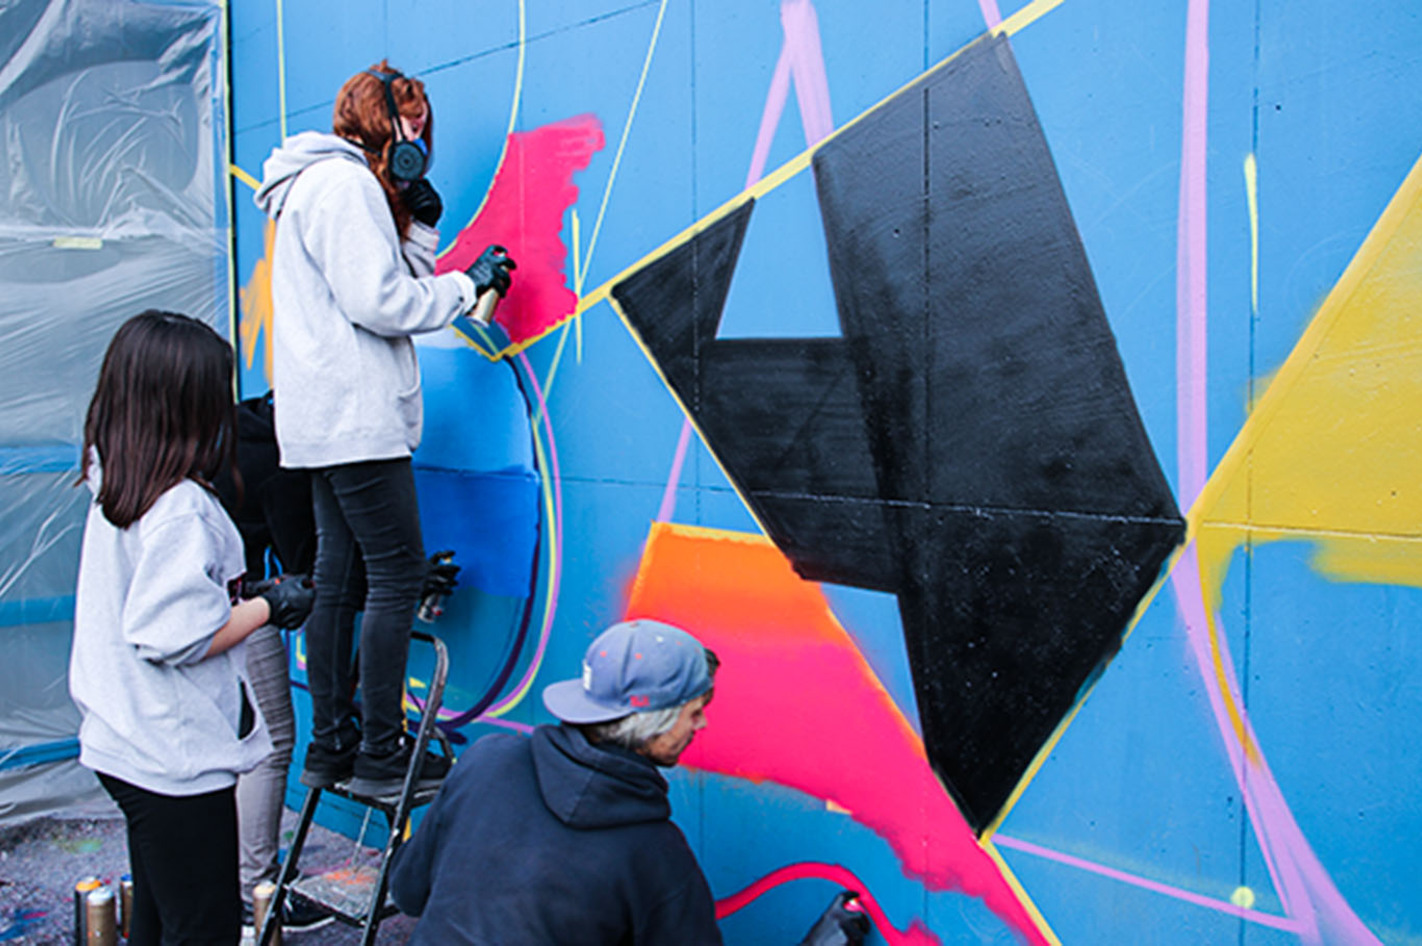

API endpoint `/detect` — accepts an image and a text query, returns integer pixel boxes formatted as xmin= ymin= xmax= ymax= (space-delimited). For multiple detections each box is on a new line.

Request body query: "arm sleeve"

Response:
xmin=401 ymin=221 xmax=440 ymax=277
xmin=120 ymin=514 xmax=232 ymax=666
xmin=389 ymin=790 xmax=444 ymax=917
xmin=303 ymin=175 xmax=474 ymax=336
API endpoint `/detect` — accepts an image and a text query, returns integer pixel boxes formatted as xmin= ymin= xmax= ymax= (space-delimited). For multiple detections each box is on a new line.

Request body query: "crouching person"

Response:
xmin=390 ymin=619 xmax=872 ymax=945
xmin=390 ymin=619 xmax=722 ymax=944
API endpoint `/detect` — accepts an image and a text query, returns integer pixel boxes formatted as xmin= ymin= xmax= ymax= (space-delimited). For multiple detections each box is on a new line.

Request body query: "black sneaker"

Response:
xmin=299 ymin=741 xmax=357 ymax=789
xmin=242 ymin=891 xmax=335 ymax=934
xmin=346 ymin=738 xmax=451 ymax=798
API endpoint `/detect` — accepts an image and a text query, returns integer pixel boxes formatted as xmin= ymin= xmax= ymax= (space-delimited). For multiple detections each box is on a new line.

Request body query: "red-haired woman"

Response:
xmin=255 ymin=63 xmax=514 ymax=797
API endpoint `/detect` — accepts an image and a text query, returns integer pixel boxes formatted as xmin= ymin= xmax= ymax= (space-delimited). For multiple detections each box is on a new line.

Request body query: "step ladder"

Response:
xmin=257 ymin=630 xmax=451 ymax=946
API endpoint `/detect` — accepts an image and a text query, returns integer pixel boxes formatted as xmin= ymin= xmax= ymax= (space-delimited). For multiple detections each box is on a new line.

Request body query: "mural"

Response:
xmin=230 ymin=0 xmax=1422 ymax=942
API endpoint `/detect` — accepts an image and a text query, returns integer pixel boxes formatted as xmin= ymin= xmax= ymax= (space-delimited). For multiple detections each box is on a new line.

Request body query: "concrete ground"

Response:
xmin=0 ymin=807 xmax=418 ymax=945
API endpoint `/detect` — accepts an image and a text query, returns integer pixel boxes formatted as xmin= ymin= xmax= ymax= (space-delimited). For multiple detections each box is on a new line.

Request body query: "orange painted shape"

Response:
xmin=627 ymin=522 xmax=1053 ymax=946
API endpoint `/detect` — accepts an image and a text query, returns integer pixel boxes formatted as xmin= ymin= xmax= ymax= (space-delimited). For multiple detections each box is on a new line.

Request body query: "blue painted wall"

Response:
xmin=229 ymin=2 xmax=1422 ymax=943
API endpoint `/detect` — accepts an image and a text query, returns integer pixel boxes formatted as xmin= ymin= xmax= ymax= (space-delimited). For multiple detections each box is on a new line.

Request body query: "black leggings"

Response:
xmin=99 ymin=773 xmax=240 ymax=946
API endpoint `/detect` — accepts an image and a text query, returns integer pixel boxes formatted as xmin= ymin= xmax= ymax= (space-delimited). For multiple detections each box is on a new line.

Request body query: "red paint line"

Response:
xmin=715 ymin=862 xmax=942 ymax=946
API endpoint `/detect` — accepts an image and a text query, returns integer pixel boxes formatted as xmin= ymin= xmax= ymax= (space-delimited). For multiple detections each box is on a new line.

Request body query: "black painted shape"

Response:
xmin=813 ymin=32 xmax=1184 ymax=829
xmin=894 ymin=507 xmax=1181 ymax=825
xmin=612 ymin=204 xmax=756 ymax=416
xmin=613 ymin=32 xmax=1184 ymax=834
xmin=614 ymin=207 xmax=896 ymax=591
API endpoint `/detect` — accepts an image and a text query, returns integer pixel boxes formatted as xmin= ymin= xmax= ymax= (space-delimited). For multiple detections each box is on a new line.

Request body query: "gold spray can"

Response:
xmin=252 ymin=881 xmax=281 ymax=946
xmin=119 ymin=875 xmax=133 ymax=939
xmin=84 ymin=886 xmax=117 ymax=946
xmin=73 ymin=876 xmax=100 ymax=946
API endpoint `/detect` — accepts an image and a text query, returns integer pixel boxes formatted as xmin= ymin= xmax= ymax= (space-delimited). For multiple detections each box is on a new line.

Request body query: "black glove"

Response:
xmin=246 ymin=574 xmax=315 ymax=630
xmin=464 ymin=244 xmax=517 ymax=298
xmin=403 ymin=179 xmax=443 ymax=227
xmin=421 ymin=551 xmax=460 ymax=600
xmin=797 ymin=891 xmax=870 ymax=946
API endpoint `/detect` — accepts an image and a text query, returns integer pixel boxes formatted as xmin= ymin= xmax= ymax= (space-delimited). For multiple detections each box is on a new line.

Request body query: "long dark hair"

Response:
xmin=332 ymin=60 xmax=433 ymax=238
xmin=80 ymin=311 xmax=238 ymax=528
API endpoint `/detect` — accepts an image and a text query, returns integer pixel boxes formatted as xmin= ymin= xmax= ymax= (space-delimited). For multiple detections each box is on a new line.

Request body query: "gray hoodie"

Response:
xmin=254 ymin=132 xmax=476 ymax=468
xmin=69 ymin=473 xmax=272 ymax=796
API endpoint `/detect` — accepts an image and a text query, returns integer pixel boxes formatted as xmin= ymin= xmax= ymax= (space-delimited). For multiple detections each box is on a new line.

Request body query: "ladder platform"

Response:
xmin=321 ymin=777 xmax=443 ymax=812
xmin=291 ymin=865 xmax=399 ymax=927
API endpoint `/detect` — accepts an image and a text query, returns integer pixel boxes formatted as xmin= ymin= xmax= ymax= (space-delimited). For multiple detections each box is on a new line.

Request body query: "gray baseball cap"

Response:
xmin=542 ymin=619 xmax=712 ymax=724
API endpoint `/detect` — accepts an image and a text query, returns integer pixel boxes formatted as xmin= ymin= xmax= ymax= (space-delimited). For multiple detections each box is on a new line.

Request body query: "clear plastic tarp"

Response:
xmin=0 ymin=0 xmax=229 ymax=824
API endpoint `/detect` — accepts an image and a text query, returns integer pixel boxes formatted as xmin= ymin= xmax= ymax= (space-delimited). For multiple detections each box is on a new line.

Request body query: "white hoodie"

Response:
xmin=70 ymin=473 xmax=272 ymax=795
xmin=254 ymin=132 xmax=477 ymax=468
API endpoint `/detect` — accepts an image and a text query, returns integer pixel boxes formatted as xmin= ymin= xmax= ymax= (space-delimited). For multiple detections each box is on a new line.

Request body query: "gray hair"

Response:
xmin=585 ymin=705 xmax=684 ymax=750
xmin=582 ymin=647 xmax=720 ymax=751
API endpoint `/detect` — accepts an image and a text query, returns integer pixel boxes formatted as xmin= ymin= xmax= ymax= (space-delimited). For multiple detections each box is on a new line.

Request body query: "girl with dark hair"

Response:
xmin=254 ymin=62 xmax=515 ymax=796
xmin=69 ymin=311 xmax=314 ymax=945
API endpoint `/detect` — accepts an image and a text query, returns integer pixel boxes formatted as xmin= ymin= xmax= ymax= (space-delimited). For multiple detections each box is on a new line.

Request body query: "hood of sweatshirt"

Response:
xmin=254 ymin=131 xmax=368 ymax=219
xmin=531 ymin=725 xmax=671 ymax=829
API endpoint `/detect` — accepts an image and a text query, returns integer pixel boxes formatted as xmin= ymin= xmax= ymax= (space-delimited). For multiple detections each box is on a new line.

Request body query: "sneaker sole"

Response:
xmin=344 ymin=774 xmax=444 ymax=799
xmin=299 ymin=769 xmax=352 ymax=790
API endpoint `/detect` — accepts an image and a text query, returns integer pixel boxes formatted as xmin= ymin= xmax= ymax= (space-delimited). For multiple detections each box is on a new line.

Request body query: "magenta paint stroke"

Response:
xmin=995 ymin=834 xmax=1302 ymax=934
xmin=657 ymin=0 xmax=835 ymax=523
xmin=1169 ymin=4 xmax=1379 ymax=939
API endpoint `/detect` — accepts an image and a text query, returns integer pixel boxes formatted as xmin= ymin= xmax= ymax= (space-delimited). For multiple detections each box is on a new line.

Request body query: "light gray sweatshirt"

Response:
xmin=254 ymin=132 xmax=477 ymax=468
xmin=70 ymin=474 xmax=272 ymax=796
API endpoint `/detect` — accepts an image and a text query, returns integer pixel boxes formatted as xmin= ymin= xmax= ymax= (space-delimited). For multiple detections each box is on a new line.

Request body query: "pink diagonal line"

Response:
xmin=658 ymin=0 xmax=834 ymax=524
xmin=993 ymin=834 xmax=1304 ymax=934
xmin=1172 ymin=552 xmax=1382 ymax=946
xmin=1170 ymin=1 xmax=1378 ymax=941
xmin=977 ymin=0 xmax=1003 ymax=30
xmin=1175 ymin=0 xmax=1210 ymax=509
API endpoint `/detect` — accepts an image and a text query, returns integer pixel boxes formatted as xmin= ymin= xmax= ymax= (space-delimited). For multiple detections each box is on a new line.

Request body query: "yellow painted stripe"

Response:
xmin=450 ymin=0 xmax=527 ymax=239
xmin=995 ymin=0 xmax=1068 ymax=37
xmin=230 ymin=163 xmax=260 ymax=191
xmin=574 ymin=2 xmax=1069 ymax=316
xmin=982 ymin=840 xmax=1064 ymax=946
xmin=576 ymin=0 xmax=670 ymax=295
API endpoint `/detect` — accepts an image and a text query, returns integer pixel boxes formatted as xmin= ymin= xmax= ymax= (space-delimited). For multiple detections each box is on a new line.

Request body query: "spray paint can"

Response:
xmin=85 ymin=886 xmax=117 ymax=946
xmin=252 ymin=881 xmax=281 ymax=946
xmin=73 ymin=876 xmax=101 ymax=946
xmin=416 ymin=551 xmax=455 ymax=623
xmin=119 ymin=875 xmax=133 ymax=939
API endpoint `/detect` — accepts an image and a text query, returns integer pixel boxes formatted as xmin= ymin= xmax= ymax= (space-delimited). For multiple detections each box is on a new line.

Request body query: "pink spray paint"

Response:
xmin=628 ymin=525 xmax=1052 ymax=945
xmin=436 ymin=116 xmax=605 ymax=347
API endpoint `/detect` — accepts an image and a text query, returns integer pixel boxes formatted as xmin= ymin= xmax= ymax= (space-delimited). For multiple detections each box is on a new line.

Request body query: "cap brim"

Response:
xmin=541 ymin=678 xmax=630 ymax=724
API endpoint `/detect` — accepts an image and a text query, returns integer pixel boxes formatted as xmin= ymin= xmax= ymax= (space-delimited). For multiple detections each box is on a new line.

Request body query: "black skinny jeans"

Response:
xmin=99 ymin=773 xmax=239 ymax=946
xmin=306 ymin=457 xmax=426 ymax=757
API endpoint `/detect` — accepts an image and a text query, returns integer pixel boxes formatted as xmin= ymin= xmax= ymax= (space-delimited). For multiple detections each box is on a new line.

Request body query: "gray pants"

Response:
xmin=236 ymin=625 xmax=295 ymax=902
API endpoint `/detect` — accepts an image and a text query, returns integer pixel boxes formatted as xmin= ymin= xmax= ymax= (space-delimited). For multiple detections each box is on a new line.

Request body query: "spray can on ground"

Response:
xmin=85 ymin=886 xmax=117 ymax=946
xmin=252 ymin=881 xmax=281 ymax=946
xmin=73 ymin=876 xmax=100 ymax=946
xmin=119 ymin=875 xmax=132 ymax=939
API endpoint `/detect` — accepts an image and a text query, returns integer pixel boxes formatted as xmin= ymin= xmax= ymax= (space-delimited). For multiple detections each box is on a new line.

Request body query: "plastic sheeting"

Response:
xmin=0 ymin=0 xmax=229 ymax=823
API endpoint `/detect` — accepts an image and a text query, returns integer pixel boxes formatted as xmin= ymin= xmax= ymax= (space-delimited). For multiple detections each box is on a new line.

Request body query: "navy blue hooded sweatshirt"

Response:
xmin=390 ymin=724 xmax=722 ymax=945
